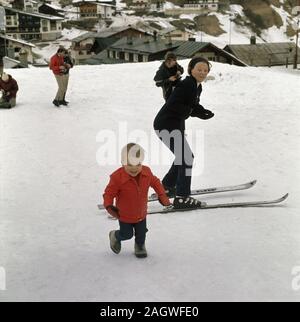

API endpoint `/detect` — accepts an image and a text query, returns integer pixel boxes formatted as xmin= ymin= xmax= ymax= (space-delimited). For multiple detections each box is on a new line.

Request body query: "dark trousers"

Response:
xmin=115 ymin=219 xmax=148 ymax=246
xmin=156 ymin=130 xmax=194 ymax=197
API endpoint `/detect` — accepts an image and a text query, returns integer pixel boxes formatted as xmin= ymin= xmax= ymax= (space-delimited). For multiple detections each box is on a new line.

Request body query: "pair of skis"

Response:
xmin=98 ymin=180 xmax=288 ymax=214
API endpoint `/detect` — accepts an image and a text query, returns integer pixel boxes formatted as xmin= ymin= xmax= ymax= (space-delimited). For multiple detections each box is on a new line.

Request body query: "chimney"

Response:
xmin=250 ymin=36 xmax=256 ymax=45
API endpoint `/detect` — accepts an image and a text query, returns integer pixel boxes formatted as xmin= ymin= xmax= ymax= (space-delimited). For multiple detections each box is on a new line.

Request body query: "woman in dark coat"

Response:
xmin=153 ymin=56 xmax=214 ymax=209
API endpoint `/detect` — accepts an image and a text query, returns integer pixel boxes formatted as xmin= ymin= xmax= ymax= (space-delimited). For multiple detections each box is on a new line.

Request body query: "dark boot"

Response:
xmin=52 ymin=100 xmax=60 ymax=107
xmin=62 ymin=94 xmax=69 ymax=105
xmin=173 ymin=196 xmax=206 ymax=209
xmin=59 ymin=100 xmax=68 ymax=106
xmin=0 ymin=102 xmax=12 ymax=109
xmin=109 ymin=230 xmax=121 ymax=254
xmin=134 ymin=242 xmax=147 ymax=258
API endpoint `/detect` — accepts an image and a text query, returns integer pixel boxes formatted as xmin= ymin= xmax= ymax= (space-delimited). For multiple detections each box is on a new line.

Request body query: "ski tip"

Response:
xmin=250 ymin=180 xmax=257 ymax=186
xmin=281 ymin=193 xmax=289 ymax=201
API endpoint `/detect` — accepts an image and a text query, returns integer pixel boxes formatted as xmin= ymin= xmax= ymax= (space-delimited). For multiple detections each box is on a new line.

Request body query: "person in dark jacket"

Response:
xmin=0 ymin=73 xmax=19 ymax=109
xmin=154 ymin=52 xmax=184 ymax=101
xmin=153 ymin=56 xmax=214 ymax=209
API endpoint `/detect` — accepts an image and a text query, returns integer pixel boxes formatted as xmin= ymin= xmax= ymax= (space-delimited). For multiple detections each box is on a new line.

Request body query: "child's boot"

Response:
xmin=134 ymin=242 xmax=147 ymax=258
xmin=109 ymin=230 xmax=121 ymax=254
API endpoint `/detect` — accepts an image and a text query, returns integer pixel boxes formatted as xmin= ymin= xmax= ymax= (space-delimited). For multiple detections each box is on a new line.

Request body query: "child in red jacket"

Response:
xmin=103 ymin=143 xmax=171 ymax=258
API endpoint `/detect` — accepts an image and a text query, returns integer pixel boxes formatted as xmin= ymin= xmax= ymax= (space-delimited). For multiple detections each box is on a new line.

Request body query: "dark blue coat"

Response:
xmin=153 ymin=75 xmax=213 ymax=132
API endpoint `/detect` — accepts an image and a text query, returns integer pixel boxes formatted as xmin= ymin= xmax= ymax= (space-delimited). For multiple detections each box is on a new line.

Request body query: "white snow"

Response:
xmin=164 ymin=1 xmax=181 ymax=10
xmin=1 ymin=60 xmax=300 ymax=302
xmin=187 ymin=3 xmax=298 ymax=47
xmin=193 ymin=5 xmax=262 ymax=47
xmin=60 ymin=27 xmax=89 ymax=41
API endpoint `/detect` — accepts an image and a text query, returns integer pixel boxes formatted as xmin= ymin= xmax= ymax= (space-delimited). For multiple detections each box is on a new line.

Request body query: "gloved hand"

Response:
xmin=190 ymin=105 xmax=214 ymax=120
xmin=106 ymin=205 xmax=120 ymax=219
xmin=200 ymin=109 xmax=214 ymax=120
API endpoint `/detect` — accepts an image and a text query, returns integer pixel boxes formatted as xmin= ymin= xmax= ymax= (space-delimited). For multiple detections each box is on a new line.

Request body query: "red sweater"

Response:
xmin=0 ymin=75 xmax=19 ymax=100
xmin=103 ymin=166 xmax=170 ymax=223
xmin=49 ymin=54 xmax=65 ymax=75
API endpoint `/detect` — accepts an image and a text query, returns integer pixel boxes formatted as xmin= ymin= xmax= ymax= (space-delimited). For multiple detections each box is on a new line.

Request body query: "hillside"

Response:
xmin=117 ymin=0 xmax=300 ymax=46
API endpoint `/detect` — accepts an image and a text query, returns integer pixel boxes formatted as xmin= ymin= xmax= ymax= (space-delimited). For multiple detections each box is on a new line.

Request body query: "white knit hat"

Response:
xmin=1 ymin=73 xmax=9 ymax=82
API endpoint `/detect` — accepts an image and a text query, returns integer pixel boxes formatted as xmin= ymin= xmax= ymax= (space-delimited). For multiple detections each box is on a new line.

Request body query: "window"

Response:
xmin=50 ymin=21 xmax=57 ymax=31
xmin=6 ymin=15 xmax=17 ymax=26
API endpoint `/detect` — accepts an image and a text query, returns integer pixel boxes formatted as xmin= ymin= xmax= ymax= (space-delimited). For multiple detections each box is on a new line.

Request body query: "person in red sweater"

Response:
xmin=49 ymin=47 xmax=71 ymax=107
xmin=103 ymin=143 xmax=171 ymax=258
xmin=0 ymin=73 xmax=19 ymax=109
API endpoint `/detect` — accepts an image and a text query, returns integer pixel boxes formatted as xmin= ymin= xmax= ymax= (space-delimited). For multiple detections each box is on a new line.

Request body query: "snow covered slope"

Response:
xmin=1 ymin=61 xmax=300 ymax=301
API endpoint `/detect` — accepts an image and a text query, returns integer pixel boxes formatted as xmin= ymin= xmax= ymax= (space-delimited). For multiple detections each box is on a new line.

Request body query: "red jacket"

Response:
xmin=103 ymin=166 xmax=170 ymax=223
xmin=49 ymin=54 xmax=65 ymax=75
xmin=0 ymin=75 xmax=18 ymax=100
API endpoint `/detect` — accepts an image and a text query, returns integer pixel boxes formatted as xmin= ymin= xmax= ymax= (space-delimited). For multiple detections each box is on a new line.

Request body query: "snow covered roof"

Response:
xmin=71 ymin=32 xmax=97 ymax=42
xmin=0 ymin=34 xmax=35 ymax=47
xmin=3 ymin=6 xmax=64 ymax=20
xmin=41 ymin=3 xmax=65 ymax=12
xmin=72 ymin=0 xmax=115 ymax=5
xmin=73 ymin=0 xmax=114 ymax=2
xmin=95 ymin=26 xmax=150 ymax=38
